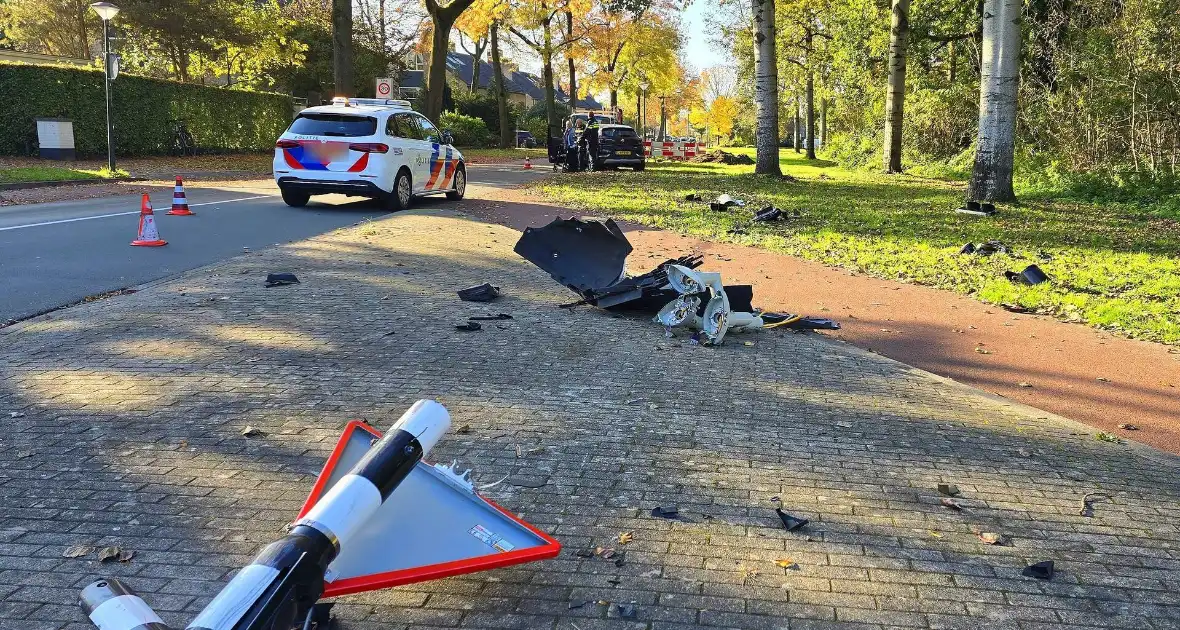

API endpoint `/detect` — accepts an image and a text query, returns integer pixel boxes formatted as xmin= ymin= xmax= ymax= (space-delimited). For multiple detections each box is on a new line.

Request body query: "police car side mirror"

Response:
xmin=442 ymin=130 xmax=454 ymax=146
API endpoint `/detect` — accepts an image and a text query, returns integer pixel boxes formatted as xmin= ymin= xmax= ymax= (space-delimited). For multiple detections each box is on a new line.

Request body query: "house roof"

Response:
xmin=398 ymin=52 xmax=605 ymax=109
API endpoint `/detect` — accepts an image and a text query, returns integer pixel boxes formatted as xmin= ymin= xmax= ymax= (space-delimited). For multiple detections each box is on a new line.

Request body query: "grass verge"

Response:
xmin=533 ymin=148 xmax=1180 ymax=344
xmin=0 ymin=165 xmax=126 ymax=184
xmin=462 ymin=147 xmax=546 ymax=164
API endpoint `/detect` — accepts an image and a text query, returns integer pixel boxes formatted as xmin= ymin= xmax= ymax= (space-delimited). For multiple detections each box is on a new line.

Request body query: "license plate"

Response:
xmin=616 ymin=150 xmax=632 ymax=156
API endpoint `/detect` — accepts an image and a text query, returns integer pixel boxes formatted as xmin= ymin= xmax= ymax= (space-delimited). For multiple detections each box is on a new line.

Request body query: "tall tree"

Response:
xmin=882 ymin=0 xmax=910 ymax=173
xmin=423 ymin=0 xmax=479 ymax=121
xmin=967 ymin=0 xmax=1021 ymax=202
xmin=752 ymin=0 xmax=781 ymax=175
xmin=332 ymin=0 xmax=353 ymax=95
xmin=490 ymin=20 xmax=513 ymax=147
xmin=565 ymin=11 xmax=577 ymax=107
xmin=803 ymin=24 xmax=815 ymax=160
xmin=510 ymin=0 xmax=589 ymax=128
xmin=117 ymin=0 xmax=246 ymax=81
xmin=0 ymin=0 xmax=95 ymax=58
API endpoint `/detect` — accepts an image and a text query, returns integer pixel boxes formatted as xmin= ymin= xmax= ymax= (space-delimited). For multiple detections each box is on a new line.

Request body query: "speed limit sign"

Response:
xmin=376 ymin=77 xmax=393 ymax=98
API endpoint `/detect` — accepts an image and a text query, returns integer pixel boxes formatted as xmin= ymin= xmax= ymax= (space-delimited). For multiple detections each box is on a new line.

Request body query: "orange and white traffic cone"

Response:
xmin=166 ymin=175 xmax=194 ymax=215
xmin=523 ymin=156 xmax=533 ymax=170
xmin=131 ymin=194 xmax=167 ymax=247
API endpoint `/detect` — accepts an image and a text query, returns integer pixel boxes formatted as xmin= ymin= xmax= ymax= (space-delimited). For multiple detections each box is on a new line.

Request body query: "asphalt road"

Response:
xmin=0 ymin=164 xmax=543 ymax=324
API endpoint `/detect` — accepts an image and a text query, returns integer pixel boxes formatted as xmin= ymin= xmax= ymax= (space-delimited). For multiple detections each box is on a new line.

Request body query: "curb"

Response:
xmin=0 ymin=177 xmax=145 ymax=191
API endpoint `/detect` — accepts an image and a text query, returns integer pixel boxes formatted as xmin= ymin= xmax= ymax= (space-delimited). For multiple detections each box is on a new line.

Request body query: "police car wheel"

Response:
xmin=386 ymin=169 xmax=413 ymax=211
xmin=281 ymin=189 xmax=310 ymax=207
xmin=446 ymin=165 xmax=466 ymax=200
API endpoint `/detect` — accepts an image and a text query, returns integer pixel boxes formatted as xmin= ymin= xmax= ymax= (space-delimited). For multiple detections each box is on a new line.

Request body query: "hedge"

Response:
xmin=0 ymin=62 xmax=294 ymax=157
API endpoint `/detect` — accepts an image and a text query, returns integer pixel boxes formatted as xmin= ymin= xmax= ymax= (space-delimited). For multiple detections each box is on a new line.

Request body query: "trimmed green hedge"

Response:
xmin=0 ymin=62 xmax=293 ymax=157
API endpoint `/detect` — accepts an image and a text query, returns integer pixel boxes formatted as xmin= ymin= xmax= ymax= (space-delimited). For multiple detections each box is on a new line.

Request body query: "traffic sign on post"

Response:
xmin=376 ymin=77 xmax=393 ymax=99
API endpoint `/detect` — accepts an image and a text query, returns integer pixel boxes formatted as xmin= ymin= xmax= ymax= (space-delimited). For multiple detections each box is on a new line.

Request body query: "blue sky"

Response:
xmin=682 ymin=1 xmax=726 ymax=73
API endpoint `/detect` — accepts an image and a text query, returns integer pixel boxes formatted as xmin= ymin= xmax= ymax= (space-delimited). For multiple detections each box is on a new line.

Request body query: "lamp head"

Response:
xmin=655 ymin=295 xmax=701 ymax=328
xmin=90 ymin=2 xmax=119 ymax=20
xmin=666 ymin=264 xmax=723 ymax=295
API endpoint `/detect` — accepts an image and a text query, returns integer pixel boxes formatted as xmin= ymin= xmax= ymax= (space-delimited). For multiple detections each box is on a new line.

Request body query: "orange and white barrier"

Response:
xmin=643 ymin=140 xmax=699 ymax=161
xmin=131 ymin=194 xmax=167 ymax=247
xmin=166 ymin=175 xmax=195 ymax=216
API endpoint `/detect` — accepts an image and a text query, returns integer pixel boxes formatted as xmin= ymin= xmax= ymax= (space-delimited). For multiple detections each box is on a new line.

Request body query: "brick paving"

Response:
xmin=1 ymin=207 xmax=1178 ymax=630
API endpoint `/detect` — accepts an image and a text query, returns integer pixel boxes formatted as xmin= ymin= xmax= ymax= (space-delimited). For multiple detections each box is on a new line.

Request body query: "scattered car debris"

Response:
xmin=1079 ymin=492 xmax=1110 ymax=517
xmin=98 ymin=546 xmax=134 ymax=563
xmin=775 ymin=508 xmax=809 ymax=532
xmin=1118 ymin=423 xmax=1139 ymax=430
xmin=978 ymin=532 xmax=1003 ymax=545
xmin=709 ymin=194 xmax=746 ymax=212
xmin=1022 ymin=560 xmax=1055 ymax=580
xmin=650 ymin=506 xmax=680 ymax=520
xmin=1018 ymin=381 xmax=1033 ymax=388
xmin=8 ymin=411 xmax=25 ymax=418
xmin=455 ymin=321 xmax=482 ymax=331
xmin=937 ymin=483 xmax=960 ymax=497
xmin=568 ymin=600 xmax=592 ymax=610
xmin=959 ymin=242 xmax=977 ymax=254
xmin=685 ymin=192 xmax=704 ymax=201
xmin=241 ymin=426 xmax=265 ymax=437
xmin=263 ymin=272 xmax=300 ymax=287
xmin=63 ymin=545 xmax=94 ymax=558
xmin=764 ymin=314 xmax=841 ymax=330
xmin=613 ymin=550 xmax=627 ymax=567
xmin=753 ymin=205 xmax=783 ymax=221
xmin=1096 ymin=376 xmax=1110 ymax=382
xmin=457 ymin=283 xmax=501 ymax=302
xmin=1005 ymin=264 xmax=1050 ymax=285
xmin=468 ymin=313 xmax=513 ymax=321
xmin=940 ymin=498 xmax=964 ymax=511
xmin=611 ymin=603 xmax=638 ymax=619
xmin=956 ymin=200 xmax=997 ymax=216
xmin=961 ymin=240 xmax=1011 ymax=256
xmin=1001 ymin=303 xmax=1030 ymax=313
xmin=16 ymin=451 xmax=32 ymax=459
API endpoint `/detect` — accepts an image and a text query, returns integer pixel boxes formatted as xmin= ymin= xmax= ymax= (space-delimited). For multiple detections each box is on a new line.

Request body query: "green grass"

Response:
xmin=534 ymin=148 xmax=1180 ymax=344
xmin=0 ymin=166 xmax=126 ymax=184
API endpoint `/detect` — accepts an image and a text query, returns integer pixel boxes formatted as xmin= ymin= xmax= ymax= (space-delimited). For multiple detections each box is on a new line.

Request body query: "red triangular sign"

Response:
xmin=297 ymin=421 xmax=561 ymax=597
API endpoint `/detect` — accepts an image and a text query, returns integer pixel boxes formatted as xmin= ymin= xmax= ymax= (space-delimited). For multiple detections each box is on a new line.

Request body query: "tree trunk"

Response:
xmin=794 ymin=96 xmax=801 ymax=153
xmin=332 ymin=0 xmax=353 ymax=96
xmin=470 ymin=39 xmax=487 ymax=91
xmin=967 ymin=0 xmax=1021 ymax=202
xmin=76 ymin=4 xmax=90 ymax=60
xmin=491 ymin=22 xmax=512 ymax=149
xmin=566 ymin=11 xmax=577 ymax=108
xmin=542 ymin=13 xmax=557 ymax=128
xmin=424 ymin=17 xmax=456 ymax=121
xmin=751 ymin=0 xmax=782 ymax=175
xmin=805 ymin=65 xmax=816 ymax=160
xmin=882 ymin=0 xmax=910 ymax=172
xmin=610 ymin=90 xmax=618 ymax=109
xmin=820 ymin=98 xmax=827 ymax=148
xmin=379 ymin=0 xmax=387 ymax=54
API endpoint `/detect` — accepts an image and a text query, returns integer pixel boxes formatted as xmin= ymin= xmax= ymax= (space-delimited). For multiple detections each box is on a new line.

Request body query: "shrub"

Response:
xmin=438 ymin=111 xmax=491 ymax=147
xmin=0 ymin=62 xmax=293 ymax=157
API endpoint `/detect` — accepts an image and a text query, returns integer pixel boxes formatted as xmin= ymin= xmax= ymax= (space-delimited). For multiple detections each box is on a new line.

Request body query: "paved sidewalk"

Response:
xmin=1 ymin=206 xmax=1178 ymax=630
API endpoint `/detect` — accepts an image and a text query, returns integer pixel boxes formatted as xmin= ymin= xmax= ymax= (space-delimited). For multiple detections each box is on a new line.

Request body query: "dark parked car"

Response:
xmin=592 ymin=125 xmax=645 ymax=171
xmin=516 ymin=130 xmax=537 ymax=148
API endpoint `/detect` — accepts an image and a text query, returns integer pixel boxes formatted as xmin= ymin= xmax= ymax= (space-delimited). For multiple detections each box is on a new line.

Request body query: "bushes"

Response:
xmin=0 ymin=62 xmax=293 ymax=157
xmin=438 ymin=111 xmax=491 ymax=147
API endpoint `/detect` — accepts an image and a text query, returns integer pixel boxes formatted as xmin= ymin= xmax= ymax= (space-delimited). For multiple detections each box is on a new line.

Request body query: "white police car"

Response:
xmin=273 ymin=97 xmax=465 ymax=210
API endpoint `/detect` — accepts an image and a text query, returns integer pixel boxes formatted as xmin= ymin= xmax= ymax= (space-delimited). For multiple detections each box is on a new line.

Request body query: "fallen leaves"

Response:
xmin=940 ymin=498 xmax=963 ymax=511
xmin=617 ymin=532 xmax=634 ymax=545
xmin=774 ymin=558 xmax=798 ymax=570
xmin=974 ymin=347 xmax=991 ymax=355
xmin=1118 ymin=423 xmax=1139 ymax=431
xmin=241 ymin=426 xmax=265 ymax=437
xmin=63 ymin=545 xmax=94 ymax=558
xmin=1017 ymin=382 xmax=1033 ymax=388
xmin=98 ymin=546 xmax=134 ymax=563
xmin=1095 ymin=432 xmax=1122 ymax=443
xmin=978 ymin=532 xmax=1003 ymax=545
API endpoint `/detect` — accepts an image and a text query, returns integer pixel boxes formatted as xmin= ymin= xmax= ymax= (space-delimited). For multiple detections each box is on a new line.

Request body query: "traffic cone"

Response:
xmin=131 ymin=194 xmax=167 ymax=247
xmin=166 ymin=176 xmax=194 ymax=215
xmin=524 ymin=156 xmax=532 ymax=170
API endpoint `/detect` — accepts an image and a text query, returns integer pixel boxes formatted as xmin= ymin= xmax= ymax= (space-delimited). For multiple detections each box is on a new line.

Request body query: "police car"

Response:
xmin=273 ymin=97 xmax=465 ymax=210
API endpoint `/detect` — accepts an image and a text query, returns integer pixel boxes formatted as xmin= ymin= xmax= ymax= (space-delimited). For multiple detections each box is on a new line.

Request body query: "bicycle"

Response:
xmin=168 ymin=119 xmax=197 ymax=157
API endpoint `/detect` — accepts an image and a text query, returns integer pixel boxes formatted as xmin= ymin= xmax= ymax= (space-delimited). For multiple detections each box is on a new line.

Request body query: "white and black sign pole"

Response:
xmin=90 ymin=2 xmax=120 ymax=173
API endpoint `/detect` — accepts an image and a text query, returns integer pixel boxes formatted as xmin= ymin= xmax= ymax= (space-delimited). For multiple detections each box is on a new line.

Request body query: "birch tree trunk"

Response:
xmin=805 ymin=63 xmax=816 ymax=160
xmin=752 ymin=0 xmax=782 ymax=176
xmin=882 ymin=0 xmax=911 ymax=173
xmin=967 ymin=0 xmax=1021 ymax=202
xmin=566 ymin=11 xmax=577 ymax=109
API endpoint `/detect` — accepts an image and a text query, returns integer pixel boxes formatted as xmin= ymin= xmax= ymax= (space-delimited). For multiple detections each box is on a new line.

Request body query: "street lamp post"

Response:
xmin=90 ymin=2 xmax=119 ymax=173
xmin=658 ymin=95 xmax=667 ymax=141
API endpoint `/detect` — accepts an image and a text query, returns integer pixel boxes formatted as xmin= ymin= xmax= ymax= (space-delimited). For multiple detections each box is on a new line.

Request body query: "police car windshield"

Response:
xmin=290 ymin=114 xmax=377 ymax=137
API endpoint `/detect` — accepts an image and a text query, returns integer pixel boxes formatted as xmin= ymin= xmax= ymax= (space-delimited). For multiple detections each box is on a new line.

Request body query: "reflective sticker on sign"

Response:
xmin=469 ymin=524 xmax=515 ymax=553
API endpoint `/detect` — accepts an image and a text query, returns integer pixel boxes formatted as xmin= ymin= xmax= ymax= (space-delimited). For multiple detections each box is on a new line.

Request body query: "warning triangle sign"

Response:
xmin=297 ymin=421 xmax=561 ymax=597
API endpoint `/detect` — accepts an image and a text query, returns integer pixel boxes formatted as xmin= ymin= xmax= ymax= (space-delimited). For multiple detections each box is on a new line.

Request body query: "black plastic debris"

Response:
xmin=754 ymin=206 xmax=783 ymax=222
xmin=1037 ymin=251 xmax=1054 ymax=261
xmin=937 ymin=483 xmax=960 ymax=497
xmin=650 ymin=506 xmax=680 ymax=520
xmin=709 ymin=194 xmax=745 ymax=212
xmin=1005 ymin=264 xmax=1050 ymax=285
xmin=959 ymin=242 xmax=977 ymax=255
xmin=685 ymin=192 xmax=704 ymax=201
xmin=775 ymin=508 xmax=809 ymax=532
xmin=971 ymin=240 xmax=1011 ymax=256
xmin=455 ymin=321 xmax=482 ymax=331
xmin=458 ymin=282 xmax=501 ymax=302
xmin=264 ymin=272 xmax=300 ymax=287
xmin=468 ymin=313 xmax=513 ymax=321
xmin=613 ymin=603 xmax=638 ymax=619
xmin=515 ymin=217 xmax=632 ymax=292
xmin=956 ymin=200 xmax=997 ymax=216
xmin=1022 ymin=560 xmax=1055 ymax=580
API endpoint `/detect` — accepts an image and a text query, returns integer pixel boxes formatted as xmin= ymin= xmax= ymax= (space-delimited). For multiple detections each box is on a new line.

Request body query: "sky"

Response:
xmin=681 ymin=1 xmax=727 ymax=74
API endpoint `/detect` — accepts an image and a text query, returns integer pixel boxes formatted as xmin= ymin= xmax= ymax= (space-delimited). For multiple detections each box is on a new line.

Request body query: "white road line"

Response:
xmin=0 ymin=195 xmax=273 ymax=232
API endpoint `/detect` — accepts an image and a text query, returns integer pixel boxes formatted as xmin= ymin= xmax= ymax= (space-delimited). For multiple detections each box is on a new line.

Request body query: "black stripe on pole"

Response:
xmin=351 ymin=428 xmax=422 ymax=500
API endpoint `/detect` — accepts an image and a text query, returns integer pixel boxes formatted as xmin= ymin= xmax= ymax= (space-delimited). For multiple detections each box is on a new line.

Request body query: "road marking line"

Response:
xmin=0 ymin=195 xmax=273 ymax=232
